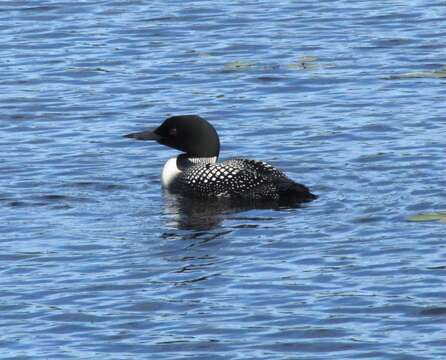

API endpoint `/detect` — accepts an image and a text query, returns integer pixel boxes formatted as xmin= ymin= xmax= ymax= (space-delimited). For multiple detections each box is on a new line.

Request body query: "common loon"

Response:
xmin=125 ymin=115 xmax=317 ymax=203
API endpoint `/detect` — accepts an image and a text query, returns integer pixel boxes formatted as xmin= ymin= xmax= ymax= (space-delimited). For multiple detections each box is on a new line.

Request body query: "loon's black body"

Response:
xmin=125 ymin=115 xmax=316 ymax=203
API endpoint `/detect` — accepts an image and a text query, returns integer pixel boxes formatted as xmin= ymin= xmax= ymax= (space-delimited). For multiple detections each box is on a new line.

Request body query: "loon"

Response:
xmin=125 ymin=115 xmax=317 ymax=203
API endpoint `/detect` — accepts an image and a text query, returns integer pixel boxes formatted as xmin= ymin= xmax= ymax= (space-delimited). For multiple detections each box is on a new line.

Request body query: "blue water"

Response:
xmin=1 ymin=1 xmax=446 ymax=359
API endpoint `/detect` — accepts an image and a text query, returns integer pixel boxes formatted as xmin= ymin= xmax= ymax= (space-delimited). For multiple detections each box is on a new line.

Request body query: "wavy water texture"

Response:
xmin=1 ymin=1 xmax=446 ymax=359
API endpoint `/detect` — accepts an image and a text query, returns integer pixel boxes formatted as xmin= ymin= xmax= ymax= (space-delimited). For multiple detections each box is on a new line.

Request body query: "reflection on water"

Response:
xmin=162 ymin=191 xmax=305 ymax=231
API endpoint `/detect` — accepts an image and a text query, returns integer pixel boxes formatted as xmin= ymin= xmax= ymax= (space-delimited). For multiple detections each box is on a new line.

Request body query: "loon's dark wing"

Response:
xmin=228 ymin=159 xmax=317 ymax=202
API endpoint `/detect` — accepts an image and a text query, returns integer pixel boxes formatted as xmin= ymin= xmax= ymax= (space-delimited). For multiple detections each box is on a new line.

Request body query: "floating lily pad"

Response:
xmin=300 ymin=55 xmax=319 ymax=62
xmin=408 ymin=212 xmax=446 ymax=223
xmin=223 ymin=60 xmax=256 ymax=71
xmin=196 ymin=51 xmax=211 ymax=57
xmin=222 ymin=56 xmax=332 ymax=72
xmin=385 ymin=66 xmax=446 ymax=80
xmin=288 ymin=56 xmax=319 ymax=70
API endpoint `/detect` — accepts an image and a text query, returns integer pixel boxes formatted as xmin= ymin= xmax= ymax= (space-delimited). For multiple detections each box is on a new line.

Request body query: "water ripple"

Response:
xmin=1 ymin=1 xmax=445 ymax=359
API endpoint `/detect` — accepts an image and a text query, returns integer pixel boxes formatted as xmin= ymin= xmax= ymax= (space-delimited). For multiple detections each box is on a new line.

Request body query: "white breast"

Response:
xmin=161 ymin=157 xmax=182 ymax=188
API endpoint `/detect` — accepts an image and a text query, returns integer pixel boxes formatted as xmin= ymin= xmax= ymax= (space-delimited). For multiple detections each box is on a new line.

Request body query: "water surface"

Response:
xmin=1 ymin=1 xmax=446 ymax=359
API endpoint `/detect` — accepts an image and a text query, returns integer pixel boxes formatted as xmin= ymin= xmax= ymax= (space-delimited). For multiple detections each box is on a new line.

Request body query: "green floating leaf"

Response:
xmin=223 ymin=60 xmax=256 ymax=71
xmin=408 ymin=212 xmax=446 ymax=223
xmin=288 ymin=55 xmax=320 ymax=70
xmin=300 ymin=55 xmax=319 ymax=63
xmin=385 ymin=66 xmax=446 ymax=80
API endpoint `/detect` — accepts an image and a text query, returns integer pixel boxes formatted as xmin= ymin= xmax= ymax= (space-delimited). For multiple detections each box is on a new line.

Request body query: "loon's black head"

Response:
xmin=125 ymin=115 xmax=220 ymax=158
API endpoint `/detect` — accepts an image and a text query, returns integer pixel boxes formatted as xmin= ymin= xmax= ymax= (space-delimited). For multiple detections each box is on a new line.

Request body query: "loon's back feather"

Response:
xmin=171 ymin=158 xmax=316 ymax=202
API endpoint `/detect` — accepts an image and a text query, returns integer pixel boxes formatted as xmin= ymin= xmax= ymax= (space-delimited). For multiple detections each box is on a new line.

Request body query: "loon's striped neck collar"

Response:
xmin=177 ymin=154 xmax=217 ymax=170
xmin=187 ymin=156 xmax=218 ymax=164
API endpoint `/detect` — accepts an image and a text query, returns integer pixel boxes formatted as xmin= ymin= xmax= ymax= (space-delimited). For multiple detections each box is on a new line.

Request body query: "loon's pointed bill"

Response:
xmin=125 ymin=115 xmax=317 ymax=203
xmin=124 ymin=129 xmax=161 ymax=141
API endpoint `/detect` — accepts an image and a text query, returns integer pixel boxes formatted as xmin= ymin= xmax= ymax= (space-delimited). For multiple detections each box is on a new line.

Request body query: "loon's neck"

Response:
xmin=161 ymin=154 xmax=218 ymax=188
